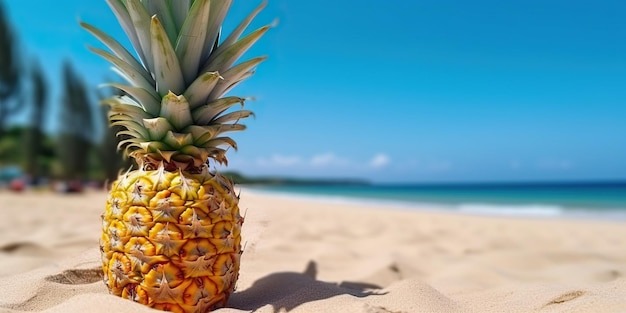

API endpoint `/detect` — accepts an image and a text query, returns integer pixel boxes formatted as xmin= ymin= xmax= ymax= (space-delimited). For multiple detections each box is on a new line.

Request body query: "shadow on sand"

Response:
xmin=228 ymin=260 xmax=385 ymax=312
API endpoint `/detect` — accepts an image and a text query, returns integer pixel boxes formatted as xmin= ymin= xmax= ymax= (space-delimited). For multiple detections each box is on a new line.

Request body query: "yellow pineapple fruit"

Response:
xmin=81 ymin=0 xmax=268 ymax=311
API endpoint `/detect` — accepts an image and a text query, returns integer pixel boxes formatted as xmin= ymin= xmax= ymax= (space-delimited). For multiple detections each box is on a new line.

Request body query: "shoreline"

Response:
xmin=240 ymin=186 xmax=626 ymax=222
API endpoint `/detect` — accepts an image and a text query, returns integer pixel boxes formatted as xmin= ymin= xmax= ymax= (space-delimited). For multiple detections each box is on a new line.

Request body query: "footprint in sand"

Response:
xmin=543 ymin=290 xmax=585 ymax=307
xmin=8 ymin=269 xmax=104 ymax=311
xmin=364 ymin=304 xmax=407 ymax=313
xmin=0 ymin=242 xmax=48 ymax=256
xmin=594 ymin=269 xmax=621 ymax=282
xmin=45 ymin=268 xmax=103 ymax=285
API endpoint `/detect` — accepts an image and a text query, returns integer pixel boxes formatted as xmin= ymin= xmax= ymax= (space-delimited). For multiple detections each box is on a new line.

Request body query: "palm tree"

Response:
xmin=24 ymin=60 xmax=47 ymax=184
xmin=57 ymin=61 xmax=94 ymax=189
xmin=97 ymin=86 xmax=133 ymax=185
xmin=0 ymin=0 xmax=22 ymax=139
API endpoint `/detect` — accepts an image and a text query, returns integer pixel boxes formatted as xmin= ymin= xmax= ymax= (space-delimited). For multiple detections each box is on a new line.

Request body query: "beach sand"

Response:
xmin=0 ymin=189 xmax=625 ymax=312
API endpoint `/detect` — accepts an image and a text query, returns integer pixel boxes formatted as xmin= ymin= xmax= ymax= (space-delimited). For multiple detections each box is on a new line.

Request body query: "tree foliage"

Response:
xmin=24 ymin=61 xmax=47 ymax=181
xmin=98 ymin=86 xmax=133 ymax=183
xmin=57 ymin=61 xmax=95 ymax=181
xmin=0 ymin=0 xmax=22 ymax=138
xmin=0 ymin=1 xmax=134 ymax=185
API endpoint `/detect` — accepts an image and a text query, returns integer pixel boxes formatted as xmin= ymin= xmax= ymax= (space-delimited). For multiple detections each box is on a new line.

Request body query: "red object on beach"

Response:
xmin=67 ymin=180 xmax=83 ymax=193
xmin=9 ymin=178 xmax=25 ymax=192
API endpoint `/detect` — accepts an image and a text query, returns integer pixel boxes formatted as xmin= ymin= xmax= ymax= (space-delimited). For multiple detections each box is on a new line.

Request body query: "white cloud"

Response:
xmin=369 ymin=154 xmax=391 ymax=168
xmin=257 ymin=154 xmax=302 ymax=167
xmin=256 ymin=153 xmax=350 ymax=168
xmin=310 ymin=153 xmax=348 ymax=167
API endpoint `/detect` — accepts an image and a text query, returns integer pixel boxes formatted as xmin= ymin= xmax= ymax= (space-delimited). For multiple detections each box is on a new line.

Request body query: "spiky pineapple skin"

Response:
xmin=101 ymin=168 xmax=243 ymax=313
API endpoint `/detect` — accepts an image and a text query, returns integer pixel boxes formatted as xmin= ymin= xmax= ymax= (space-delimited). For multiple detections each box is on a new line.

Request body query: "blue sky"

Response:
xmin=4 ymin=0 xmax=626 ymax=183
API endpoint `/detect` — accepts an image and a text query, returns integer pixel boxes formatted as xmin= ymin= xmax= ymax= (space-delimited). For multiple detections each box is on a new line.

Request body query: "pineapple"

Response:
xmin=82 ymin=0 xmax=268 ymax=311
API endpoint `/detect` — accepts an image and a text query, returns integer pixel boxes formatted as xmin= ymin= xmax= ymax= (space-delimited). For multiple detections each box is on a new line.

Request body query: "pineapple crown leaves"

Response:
xmin=81 ymin=0 xmax=269 ymax=168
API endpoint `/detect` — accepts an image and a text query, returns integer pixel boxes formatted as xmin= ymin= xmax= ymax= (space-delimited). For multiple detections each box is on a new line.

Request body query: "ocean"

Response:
xmin=245 ymin=182 xmax=626 ymax=220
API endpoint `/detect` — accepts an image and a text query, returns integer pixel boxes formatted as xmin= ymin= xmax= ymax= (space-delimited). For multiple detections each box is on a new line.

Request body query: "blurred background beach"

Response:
xmin=0 ymin=0 xmax=624 ymax=215
xmin=0 ymin=1 xmax=625 ymax=312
